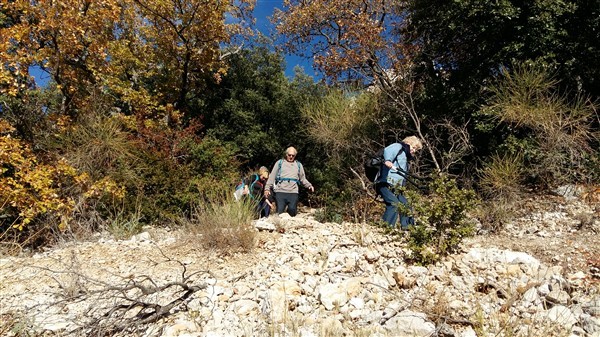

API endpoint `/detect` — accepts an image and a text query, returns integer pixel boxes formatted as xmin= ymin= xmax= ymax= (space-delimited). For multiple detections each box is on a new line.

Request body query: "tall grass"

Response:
xmin=478 ymin=152 xmax=524 ymax=201
xmin=184 ymin=188 xmax=257 ymax=253
xmin=483 ymin=63 xmax=598 ymax=187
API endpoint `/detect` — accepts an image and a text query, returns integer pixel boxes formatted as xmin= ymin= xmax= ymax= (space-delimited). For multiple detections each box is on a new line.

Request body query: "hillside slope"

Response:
xmin=1 ymin=195 xmax=598 ymax=337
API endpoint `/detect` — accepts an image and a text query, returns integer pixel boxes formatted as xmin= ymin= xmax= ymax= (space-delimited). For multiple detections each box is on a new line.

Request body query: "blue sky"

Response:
xmin=30 ymin=0 xmax=316 ymax=87
xmin=253 ymin=0 xmax=317 ymax=79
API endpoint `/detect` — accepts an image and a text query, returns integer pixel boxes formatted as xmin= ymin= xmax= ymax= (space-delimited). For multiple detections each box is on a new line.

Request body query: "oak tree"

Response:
xmin=1 ymin=0 xmax=255 ymax=117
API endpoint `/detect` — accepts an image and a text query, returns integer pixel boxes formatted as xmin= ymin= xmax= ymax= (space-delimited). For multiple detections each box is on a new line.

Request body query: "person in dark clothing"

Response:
xmin=235 ymin=166 xmax=273 ymax=218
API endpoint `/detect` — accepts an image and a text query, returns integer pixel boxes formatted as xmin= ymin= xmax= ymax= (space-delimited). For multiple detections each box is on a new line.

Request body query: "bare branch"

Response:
xmin=14 ymin=247 xmax=211 ymax=336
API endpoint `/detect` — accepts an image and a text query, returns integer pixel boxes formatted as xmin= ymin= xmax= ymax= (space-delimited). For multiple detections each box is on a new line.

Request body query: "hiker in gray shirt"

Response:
xmin=264 ymin=147 xmax=314 ymax=216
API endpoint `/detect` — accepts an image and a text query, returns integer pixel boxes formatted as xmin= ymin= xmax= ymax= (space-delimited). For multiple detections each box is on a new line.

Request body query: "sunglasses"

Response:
xmin=286 ymin=153 xmax=296 ymax=157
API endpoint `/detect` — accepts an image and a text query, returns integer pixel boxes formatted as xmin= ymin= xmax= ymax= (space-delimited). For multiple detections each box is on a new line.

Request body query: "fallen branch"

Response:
xmin=16 ymin=246 xmax=212 ymax=336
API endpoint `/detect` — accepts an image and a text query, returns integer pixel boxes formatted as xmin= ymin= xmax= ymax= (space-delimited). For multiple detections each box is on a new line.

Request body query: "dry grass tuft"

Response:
xmin=484 ymin=63 xmax=598 ymax=187
xmin=183 ymin=190 xmax=256 ymax=254
xmin=478 ymin=153 xmax=524 ymax=202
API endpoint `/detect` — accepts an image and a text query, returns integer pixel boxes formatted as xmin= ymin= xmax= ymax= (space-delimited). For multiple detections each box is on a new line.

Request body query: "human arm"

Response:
xmin=264 ymin=162 xmax=278 ymax=197
xmin=383 ymin=143 xmax=407 ymax=171
xmin=298 ymin=163 xmax=314 ymax=192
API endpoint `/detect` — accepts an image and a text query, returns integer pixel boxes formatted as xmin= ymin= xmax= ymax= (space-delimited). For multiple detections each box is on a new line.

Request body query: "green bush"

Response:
xmin=476 ymin=152 xmax=525 ymax=231
xmin=405 ymin=175 xmax=478 ymax=265
xmin=478 ymin=152 xmax=524 ymax=201
xmin=482 ymin=63 xmax=598 ymax=189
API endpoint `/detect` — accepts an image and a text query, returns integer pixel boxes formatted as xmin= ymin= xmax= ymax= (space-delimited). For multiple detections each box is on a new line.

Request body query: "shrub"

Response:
xmin=478 ymin=152 xmax=524 ymax=201
xmin=405 ymin=175 xmax=478 ymax=265
xmin=1 ymin=117 xmax=129 ymax=250
xmin=482 ymin=63 xmax=598 ymax=189
xmin=186 ymin=135 xmax=242 ymax=201
xmin=475 ymin=150 xmax=523 ymax=232
xmin=310 ymin=171 xmax=384 ymax=224
xmin=1 ymin=119 xmax=78 ymax=232
xmin=55 ymin=108 xmax=242 ymax=225
xmin=51 ymin=112 xmax=153 ymax=227
xmin=123 ymin=129 xmax=241 ymax=224
xmin=184 ymin=188 xmax=256 ymax=253
xmin=106 ymin=205 xmax=143 ymax=240
xmin=475 ymin=200 xmax=516 ymax=233
xmin=56 ymin=113 xmax=143 ymax=182
xmin=303 ymin=90 xmax=379 ymax=157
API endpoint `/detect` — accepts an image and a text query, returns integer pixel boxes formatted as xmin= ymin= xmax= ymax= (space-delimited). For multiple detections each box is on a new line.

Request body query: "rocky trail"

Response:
xmin=1 ymin=194 xmax=599 ymax=337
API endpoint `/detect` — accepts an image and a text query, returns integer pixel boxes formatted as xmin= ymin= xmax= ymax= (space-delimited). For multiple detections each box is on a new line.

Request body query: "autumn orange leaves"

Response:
xmin=1 ymin=0 xmax=255 ymax=116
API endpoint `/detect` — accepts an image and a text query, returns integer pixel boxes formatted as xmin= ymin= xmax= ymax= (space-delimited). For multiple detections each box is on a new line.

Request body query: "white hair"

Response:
xmin=285 ymin=147 xmax=298 ymax=155
xmin=402 ymin=136 xmax=423 ymax=151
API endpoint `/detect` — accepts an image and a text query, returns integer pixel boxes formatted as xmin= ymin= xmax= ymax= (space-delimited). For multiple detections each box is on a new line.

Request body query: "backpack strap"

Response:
xmin=276 ymin=159 xmax=302 ymax=184
xmin=375 ymin=146 xmax=404 ymax=182
xmin=392 ymin=147 xmax=404 ymax=165
xmin=248 ymin=174 xmax=260 ymax=199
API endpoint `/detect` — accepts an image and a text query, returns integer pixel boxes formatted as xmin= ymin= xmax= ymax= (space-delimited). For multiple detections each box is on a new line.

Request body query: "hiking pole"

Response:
xmin=395 ymin=165 xmax=429 ymax=181
xmin=391 ymin=167 xmax=429 ymax=192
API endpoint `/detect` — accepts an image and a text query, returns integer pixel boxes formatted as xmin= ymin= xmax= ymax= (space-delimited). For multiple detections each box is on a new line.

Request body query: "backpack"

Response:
xmin=363 ymin=146 xmax=405 ymax=183
xmin=275 ymin=159 xmax=302 ymax=185
xmin=363 ymin=148 xmax=385 ymax=183
xmin=233 ymin=174 xmax=260 ymax=201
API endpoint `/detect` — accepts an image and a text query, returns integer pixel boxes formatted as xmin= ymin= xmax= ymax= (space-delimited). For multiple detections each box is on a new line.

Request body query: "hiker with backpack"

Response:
xmin=375 ymin=136 xmax=423 ymax=230
xmin=264 ymin=147 xmax=314 ymax=217
xmin=234 ymin=166 xmax=274 ymax=218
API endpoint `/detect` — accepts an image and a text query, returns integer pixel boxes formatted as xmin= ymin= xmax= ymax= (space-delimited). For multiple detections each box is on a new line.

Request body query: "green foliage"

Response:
xmin=196 ymin=43 xmax=325 ymax=170
xmin=309 ymin=170 xmax=347 ymax=222
xmin=186 ymin=135 xmax=241 ymax=195
xmin=406 ymin=0 xmax=600 ymax=180
xmin=130 ymin=132 xmax=241 ymax=223
xmin=407 ymin=0 xmax=598 ymax=114
xmin=478 ymin=152 xmax=524 ymax=201
xmin=132 ymin=151 xmax=192 ymax=222
xmin=482 ymin=63 xmax=598 ymax=188
xmin=406 ymin=175 xmax=478 ymax=265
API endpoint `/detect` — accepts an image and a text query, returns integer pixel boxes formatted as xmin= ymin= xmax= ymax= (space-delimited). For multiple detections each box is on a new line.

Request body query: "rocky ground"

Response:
xmin=0 ymin=193 xmax=598 ymax=337
xmin=472 ymin=194 xmax=599 ymax=278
